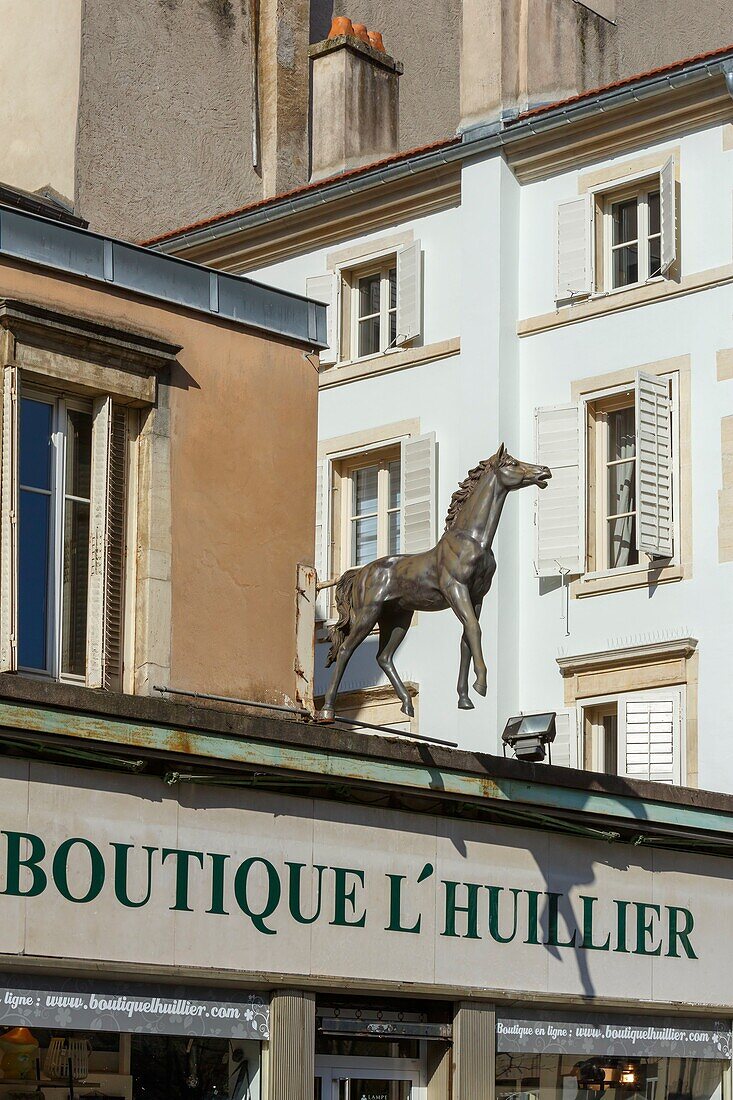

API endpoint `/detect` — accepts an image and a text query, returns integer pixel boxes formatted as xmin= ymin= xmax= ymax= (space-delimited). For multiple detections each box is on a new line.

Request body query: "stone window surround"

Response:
xmin=570 ymin=354 xmax=692 ymax=598
xmin=0 ymin=298 xmax=176 ymax=695
xmin=557 ymin=635 xmax=699 ymax=787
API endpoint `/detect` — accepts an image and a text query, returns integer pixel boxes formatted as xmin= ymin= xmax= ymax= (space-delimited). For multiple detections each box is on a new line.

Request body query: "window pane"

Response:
xmin=61 ymin=499 xmax=90 ymax=677
xmin=612 ymin=243 xmax=638 ymax=287
xmin=388 ymin=510 xmax=401 ymax=555
xmin=353 ymin=515 xmax=378 ymax=566
xmin=388 ymin=459 xmax=401 ymax=510
xmin=612 ymin=197 xmax=637 ymax=244
xmin=648 ymin=189 xmax=661 ymax=236
xmin=358 ymin=272 xmax=380 ymax=318
xmin=20 ymin=397 xmax=53 ymax=490
xmin=353 ymin=465 xmax=378 ymax=516
xmin=649 ymin=234 xmax=662 ymax=277
xmin=608 ymin=405 xmax=635 ymax=463
xmin=603 ymin=711 xmax=619 ymax=774
xmin=608 ymin=513 xmax=638 ymax=568
xmin=389 ymin=309 xmax=397 ymax=347
xmin=358 ymin=316 xmax=381 ymax=357
xmin=18 ymin=489 xmax=51 ymax=670
xmin=65 ymin=408 xmax=92 ymax=499
xmin=607 ymin=459 xmax=635 ymax=517
xmin=389 ymin=266 xmax=397 ymax=309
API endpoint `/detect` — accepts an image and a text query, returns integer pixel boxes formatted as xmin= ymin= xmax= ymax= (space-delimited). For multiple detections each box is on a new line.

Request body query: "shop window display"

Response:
xmin=496 ymin=1053 xmax=724 ymax=1100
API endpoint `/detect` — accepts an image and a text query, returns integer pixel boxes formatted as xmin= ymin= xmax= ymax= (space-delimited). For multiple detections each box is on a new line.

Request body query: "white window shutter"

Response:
xmin=396 ymin=240 xmax=422 ymax=345
xmin=550 ymin=708 xmax=579 ymax=769
xmin=0 ymin=364 xmax=19 ymax=672
xmin=86 ymin=395 xmax=112 ymax=689
xmin=659 ymin=155 xmax=677 ymax=275
xmin=314 ymin=458 xmax=331 ymax=622
xmin=555 ymin=195 xmax=593 ymax=301
xmin=401 ymin=431 xmax=436 ymax=554
xmin=103 ymin=407 xmax=128 ymax=692
xmin=619 ymin=690 xmax=680 ymax=784
xmin=535 ymin=403 xmax=584 ymax=577
xmin=635 ymin=370 xmax=673 ymax=558
xmin=306 ymin=273 xmax=339 ymax=366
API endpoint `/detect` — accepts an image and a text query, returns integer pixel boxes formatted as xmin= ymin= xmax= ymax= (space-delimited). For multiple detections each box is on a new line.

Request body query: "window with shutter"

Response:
xmin=635 ymin=370 xmax=673 ymax=558
xmin=550 ymin=709 xmax=579 ymax=769
xmin=659 ymin=155 xmax=677 ymax=274
xmin=596 ymin=159 xmax=677 ymax=292
xmin=535 ymin=403 xmax=584 ymax=577
xmin=103 ymin=407 xmax=129 ymax=691
xmin=306 ymin=274 xmax=340 ymax=366
xmin=555 ymin=195 xmax=593 ymax=302
xmin=396 ymin=240 xmax=422 ymax=345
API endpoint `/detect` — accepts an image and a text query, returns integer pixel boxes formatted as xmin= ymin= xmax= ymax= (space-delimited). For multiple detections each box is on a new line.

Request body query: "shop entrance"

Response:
xmin=314 ymin=1055 xmax=423 ymax=1099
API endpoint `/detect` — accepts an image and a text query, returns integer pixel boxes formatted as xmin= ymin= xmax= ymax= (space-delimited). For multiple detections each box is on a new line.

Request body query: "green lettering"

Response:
xmin=635 ymin=902 xmax=662 ymax=956
xmin=666 ymin=905 xmax=697 ymax=959
xmin=385 ymin=874 xmax=421 ymax=934
xmin=111 ymin=843 xmax=157 ymax=908
xmin=524 ymin=890 xmax=542 ymax=944
xmin=546 ymin=892 xmax=577 ymax=948
xmin=614 ymin=899 xmax=630 ymax=953
xmin=579 ymin=895 xmax=610 ymax=951
xmin=234 ymin=857 xmax=281 ymax=935
xmin=206 ymin=853 xmax=230 ymax=916
xmin=2 ymin=831 xmax=47 ymax=897
xmin=161 ymin=848 xmax=205 ymax=912
xmin=441 ymin=881 xmax=481 ymax=939
xmin=487 ymin=886 xmax=520 ymax=943
xmin=287 ymin=862 xmax=325 ymax=925
xmin=52 ymin=838 xmax=105 ymax=903
xmin=330 ymin=867 xmax=366 ymax=928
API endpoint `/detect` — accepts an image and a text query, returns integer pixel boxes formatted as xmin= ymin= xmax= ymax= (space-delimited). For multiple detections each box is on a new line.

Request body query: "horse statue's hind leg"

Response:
xmin=320 ymin=603 xmax=380 ymax=721
xmin=376 ymin=609 xmax=414 ymax=717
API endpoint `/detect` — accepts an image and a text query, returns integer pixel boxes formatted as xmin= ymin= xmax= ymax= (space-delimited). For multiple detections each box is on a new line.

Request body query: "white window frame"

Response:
xmin=341 ymin=446 xmax=402 ymax=569
xmin=19 ymin=386 xmax=93 ymax=682
xmin=581 ymin=372 xmax=679 ymax=580
xmin=579 ymin=686 xmax=685 ymax=785
xmin=601 ymin=179 xmax=662 ymax=293
xmin=345 ymin=254 xmax=398 ymax=364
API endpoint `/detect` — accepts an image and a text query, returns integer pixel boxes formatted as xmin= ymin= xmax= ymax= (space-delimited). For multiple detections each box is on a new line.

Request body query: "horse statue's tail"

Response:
xmin=325 ymin=569 xmax=359 ymax=667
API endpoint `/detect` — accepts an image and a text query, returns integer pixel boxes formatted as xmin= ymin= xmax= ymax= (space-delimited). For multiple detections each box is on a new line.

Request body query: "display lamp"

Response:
xmin=501 ymin=712 xmax=557 ymax=763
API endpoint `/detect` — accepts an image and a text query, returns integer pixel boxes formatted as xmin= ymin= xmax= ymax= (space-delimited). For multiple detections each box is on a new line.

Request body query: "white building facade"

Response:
xmin=154 ymin=47 xmax=733 ymax=794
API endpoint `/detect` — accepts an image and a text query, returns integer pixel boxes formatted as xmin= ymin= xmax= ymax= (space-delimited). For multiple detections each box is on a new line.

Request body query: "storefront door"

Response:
xmin=315 ymin=1055 xmax=424 ymax=1099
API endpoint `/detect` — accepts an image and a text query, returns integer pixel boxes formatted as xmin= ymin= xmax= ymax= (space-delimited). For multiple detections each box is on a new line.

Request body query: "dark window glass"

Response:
xmin=612 ymin=243 xmax=639 ymax=288
xmin=18 ymin=489 xmax=51 ymax=669
xmin=20 ymin=397 xmax=53 ymax=489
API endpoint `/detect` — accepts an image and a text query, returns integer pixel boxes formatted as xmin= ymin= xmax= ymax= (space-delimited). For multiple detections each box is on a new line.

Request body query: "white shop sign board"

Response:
xmin=0 ymin=759 xmax=732 ymax=1009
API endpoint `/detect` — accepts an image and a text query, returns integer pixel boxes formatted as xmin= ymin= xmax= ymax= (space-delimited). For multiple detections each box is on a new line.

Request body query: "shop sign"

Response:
xmin=0 ymin=974 xmax=269 ymax=1040
xmin=497 ymin=1012 xmax=732 ymax=1059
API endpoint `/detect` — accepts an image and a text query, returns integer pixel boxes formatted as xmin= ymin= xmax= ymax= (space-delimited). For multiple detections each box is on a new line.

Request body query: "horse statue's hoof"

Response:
xmin=458 ymin=696 xmax=475 ymax=710
xmin=473 ymin=679 xmax=487 ymax=697
xmin=316 ymin=707 xmax=335 ymax=723
xmin=400 ymin=701 xmax=415 ymax=718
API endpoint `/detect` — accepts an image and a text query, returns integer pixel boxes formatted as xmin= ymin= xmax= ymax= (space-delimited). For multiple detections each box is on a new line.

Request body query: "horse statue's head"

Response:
xmin=491 ymin=442 xmax=551 ymax=493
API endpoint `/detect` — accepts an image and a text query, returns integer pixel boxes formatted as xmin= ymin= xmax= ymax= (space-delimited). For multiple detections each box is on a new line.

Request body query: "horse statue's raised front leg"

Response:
xmin=444 ymin=582 xmax=487 ymax=698
xmin=457 ymin=598 xmax=484 ymax=709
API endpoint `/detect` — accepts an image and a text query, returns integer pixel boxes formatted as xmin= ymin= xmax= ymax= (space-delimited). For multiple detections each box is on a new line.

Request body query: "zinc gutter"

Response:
xmin=153 ymin=54 xmax=733 ymax=256
xmin=3 ymin=700 xmax=733 ymax=845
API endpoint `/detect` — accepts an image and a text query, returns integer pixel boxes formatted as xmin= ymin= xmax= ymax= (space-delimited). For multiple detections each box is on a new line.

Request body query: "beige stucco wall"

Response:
xmin=0 ymin=257 xmax=318 ymax=705
xmin=616 ymin=0 xmax=733 ymax=81
xmin=0 ymin=0 xmax=81 ymax=201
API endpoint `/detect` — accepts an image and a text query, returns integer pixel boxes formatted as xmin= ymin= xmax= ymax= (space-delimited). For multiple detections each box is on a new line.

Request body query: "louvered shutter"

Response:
xmin=659 ymin=156 xmax=676 ymax=275
xmin=401 ymin=432 xmax=436 ymax=554
xmin=314 ymin=458 xmax=331 ymax=622
xmin=0 ymin=364 xmax=18 ymax=672
xmin=555 ymin=195 xmax=593 ymax=301
xmin=103 ymin=407 xmax=128 ymax=691
xmin=550 ymin=708 xmax=579 ymax=769
xmin=635 ymin=371 xmax=673 ymax=558
xmin=306 ymin=273 xmax=339 ymax=366
xmin=396 ymin=240 xmax=422 ymax=345
xmin=86 ymin=395 xmax=112 ymax=688
xmin=535 ymin=403 xmax=584 ymax=577
xmin=619 ymin=691 xmax=680 ymax=784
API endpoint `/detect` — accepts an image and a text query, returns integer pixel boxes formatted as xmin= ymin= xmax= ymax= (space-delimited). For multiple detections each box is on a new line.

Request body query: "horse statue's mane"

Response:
xmin=444 ymin=445 xmax=510 ymax=532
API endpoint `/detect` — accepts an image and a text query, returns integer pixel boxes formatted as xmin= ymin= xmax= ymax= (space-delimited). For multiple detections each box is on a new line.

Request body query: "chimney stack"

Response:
xmin=309 ymin=19 xmax=403 ymax=182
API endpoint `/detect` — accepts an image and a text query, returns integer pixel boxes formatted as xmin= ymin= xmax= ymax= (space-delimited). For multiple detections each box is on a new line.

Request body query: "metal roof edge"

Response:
xmin=152 ymin=51 xmax=733 ymax=256
xmin=0 ymin=205 xmax=327 ymax=349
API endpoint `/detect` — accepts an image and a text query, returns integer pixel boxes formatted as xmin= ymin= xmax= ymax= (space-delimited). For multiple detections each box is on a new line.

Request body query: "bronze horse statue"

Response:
xmin=319 ymin=444 xmax=551 ymax=722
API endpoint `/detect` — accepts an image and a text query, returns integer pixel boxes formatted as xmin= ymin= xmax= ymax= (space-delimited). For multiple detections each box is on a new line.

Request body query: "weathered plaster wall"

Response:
xmin=616 ymin=0 xmax=733 ymax=81
xmin=319 ymin=0 xmax=462 ymax=150
xmin=0 ymin=0 xmax=82 ymax=201
xmin=75 ymin=0 xmax=261 ymax=241
xmin=0 ymin=257 xmax=317 ymax=705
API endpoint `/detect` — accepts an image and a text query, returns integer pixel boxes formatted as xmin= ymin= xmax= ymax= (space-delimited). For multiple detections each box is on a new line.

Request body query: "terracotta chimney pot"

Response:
xmin=328 ymin=16 xmax=354 ymax=38
xmin=352 ymin=22 xmax=370 ymax=43
xmin=367 ymin=30 xmax=385 ymax=52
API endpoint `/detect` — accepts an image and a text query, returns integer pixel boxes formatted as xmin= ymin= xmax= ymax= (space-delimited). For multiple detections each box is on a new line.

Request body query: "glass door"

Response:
xmin=315 ymin=1056 xmax=423 ymax=1100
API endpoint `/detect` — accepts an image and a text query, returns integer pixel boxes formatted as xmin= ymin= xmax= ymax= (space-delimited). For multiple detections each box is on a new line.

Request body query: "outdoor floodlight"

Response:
xmin=501 ymin=712 xmax=557 ymax=763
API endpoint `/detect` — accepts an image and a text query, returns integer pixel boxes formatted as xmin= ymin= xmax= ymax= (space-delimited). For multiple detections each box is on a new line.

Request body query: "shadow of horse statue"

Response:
xmin=318 ymin=444 xmax=551 ymax=721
